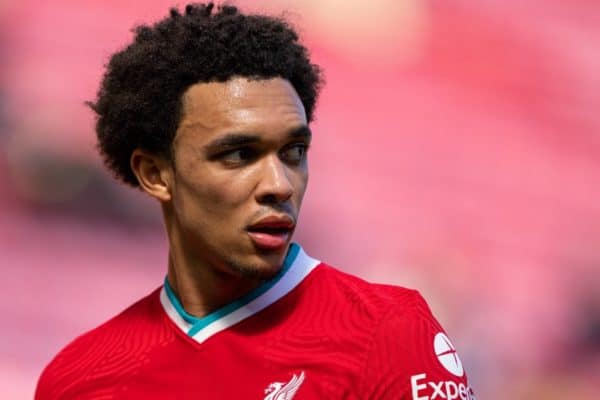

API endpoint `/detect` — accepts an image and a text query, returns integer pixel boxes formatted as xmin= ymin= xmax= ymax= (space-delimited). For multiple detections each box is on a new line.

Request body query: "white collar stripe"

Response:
xmin=160 ymin=288 xmax=193 ymax=333
xmin=159 ymin=244 xmax=320 ymax=344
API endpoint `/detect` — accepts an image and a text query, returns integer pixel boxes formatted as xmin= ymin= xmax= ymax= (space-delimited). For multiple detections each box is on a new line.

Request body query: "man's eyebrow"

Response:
xmin=204 ymin=125 xmax=312 ymax=152
xmin=289 ymin=125 xmax=312 ymax=140
xmin=204 ymin=134 xmax=261 ymax=152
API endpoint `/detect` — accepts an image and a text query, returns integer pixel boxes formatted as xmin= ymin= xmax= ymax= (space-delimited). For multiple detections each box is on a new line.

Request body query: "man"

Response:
xmin=36 ymin=3 xmax=475 ymax=399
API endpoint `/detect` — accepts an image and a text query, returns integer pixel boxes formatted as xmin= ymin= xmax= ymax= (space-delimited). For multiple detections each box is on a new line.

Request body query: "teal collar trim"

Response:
xmin=163 ymin=243 xmax=301 ymax=337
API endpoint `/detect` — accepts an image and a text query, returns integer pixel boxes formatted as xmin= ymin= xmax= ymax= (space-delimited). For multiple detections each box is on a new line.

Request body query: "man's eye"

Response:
xmin=221 ymin=148 xmax=256 ymax=164
xmin=281 ymin=143 xmax=308 ymax=163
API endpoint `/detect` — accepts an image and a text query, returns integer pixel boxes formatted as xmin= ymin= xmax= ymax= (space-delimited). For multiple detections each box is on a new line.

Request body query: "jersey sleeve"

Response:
xmin=358 ymin=291 xmax=476 ymax=400
xmin=34 ymin=331 xmax=102 ymax=400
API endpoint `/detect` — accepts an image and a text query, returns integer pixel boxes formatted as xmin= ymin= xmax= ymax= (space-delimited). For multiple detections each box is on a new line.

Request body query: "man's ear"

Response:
xmin=130 ymin=149 xmax=173 ymax=202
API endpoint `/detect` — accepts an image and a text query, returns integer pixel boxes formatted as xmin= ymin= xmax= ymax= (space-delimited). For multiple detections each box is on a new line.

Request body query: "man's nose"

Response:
xmin=255 ymin=155 xmax=294 ymax=204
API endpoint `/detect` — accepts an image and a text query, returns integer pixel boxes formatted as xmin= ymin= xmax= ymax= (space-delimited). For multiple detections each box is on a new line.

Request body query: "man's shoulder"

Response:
xmin=35 ymin=287 xmax=169 ymax=399
xmin=308 ymin=265 xmax=474 ymax=398
xmin=309 ymin=262 xmax=427 ymax=321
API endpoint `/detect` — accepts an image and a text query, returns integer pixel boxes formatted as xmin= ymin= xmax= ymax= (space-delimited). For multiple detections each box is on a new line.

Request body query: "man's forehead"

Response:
xmin=179 ymin=76 xmax=307 ymax=130
xmin=182 ymin=77 xmax=299 ymax=108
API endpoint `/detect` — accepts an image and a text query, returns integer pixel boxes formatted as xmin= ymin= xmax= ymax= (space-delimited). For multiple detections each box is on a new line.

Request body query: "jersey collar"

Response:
xmin=159 ymin=243 xmax=320 ymax=344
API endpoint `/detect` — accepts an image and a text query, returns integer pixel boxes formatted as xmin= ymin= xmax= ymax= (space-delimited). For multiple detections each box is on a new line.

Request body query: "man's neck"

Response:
xmin=166 ymin=250 xmax=262 ymax=319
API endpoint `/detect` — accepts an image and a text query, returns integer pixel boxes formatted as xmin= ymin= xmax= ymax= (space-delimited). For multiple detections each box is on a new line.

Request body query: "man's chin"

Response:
xmin=229 ymin=261 xmax=282 ymax=281
xmin=223 ymin=243 xmax=290 ymax=280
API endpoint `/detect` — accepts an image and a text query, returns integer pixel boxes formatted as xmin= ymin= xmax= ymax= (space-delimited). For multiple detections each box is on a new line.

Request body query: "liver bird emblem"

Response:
xmin=263 ymin=371 xmax=305 ymax=400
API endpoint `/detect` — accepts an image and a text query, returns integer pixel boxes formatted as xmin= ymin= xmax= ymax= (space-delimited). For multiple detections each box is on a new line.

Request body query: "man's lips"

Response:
xmin=247 ymin=215 xmax=295 ymax=249
xmin=247 ymin=215 xmax=295 ymax=229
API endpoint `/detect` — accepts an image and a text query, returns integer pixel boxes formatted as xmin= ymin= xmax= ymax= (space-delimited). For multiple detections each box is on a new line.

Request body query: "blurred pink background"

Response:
xmin=1 ymin=0 xmax=599 ymax=398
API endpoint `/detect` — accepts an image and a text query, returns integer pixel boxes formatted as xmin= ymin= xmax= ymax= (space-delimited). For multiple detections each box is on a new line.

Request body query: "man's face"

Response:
xmin=169 ymin=77 xmax=310 ymax=279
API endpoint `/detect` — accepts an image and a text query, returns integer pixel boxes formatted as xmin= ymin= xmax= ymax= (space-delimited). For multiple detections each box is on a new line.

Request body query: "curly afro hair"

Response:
xmin=89 ymin=2 xmax=323 ymax=186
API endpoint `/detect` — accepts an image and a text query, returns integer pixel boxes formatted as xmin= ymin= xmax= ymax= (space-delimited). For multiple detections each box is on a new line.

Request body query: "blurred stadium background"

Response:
xmin=1 ymin=0 xmax=599 ymax=398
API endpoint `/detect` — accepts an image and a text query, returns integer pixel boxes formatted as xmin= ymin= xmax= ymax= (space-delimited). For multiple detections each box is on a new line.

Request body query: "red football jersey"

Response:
xmin=36 ymin=244 xmax=475 ymax=399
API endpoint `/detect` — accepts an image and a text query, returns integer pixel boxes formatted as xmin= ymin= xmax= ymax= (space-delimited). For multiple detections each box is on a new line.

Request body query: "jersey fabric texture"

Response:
xmin=36 ymin=244 xmax=475 ymax=399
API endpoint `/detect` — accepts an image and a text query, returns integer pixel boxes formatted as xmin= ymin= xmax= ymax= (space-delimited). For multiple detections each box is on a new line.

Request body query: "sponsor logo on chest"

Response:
xmin=410 ymin=333 xmax=476 ymax=400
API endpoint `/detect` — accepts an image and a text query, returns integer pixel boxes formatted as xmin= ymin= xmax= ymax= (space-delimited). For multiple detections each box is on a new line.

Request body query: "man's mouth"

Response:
xmin=246 ymin=215 xmax=295 ymax=250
